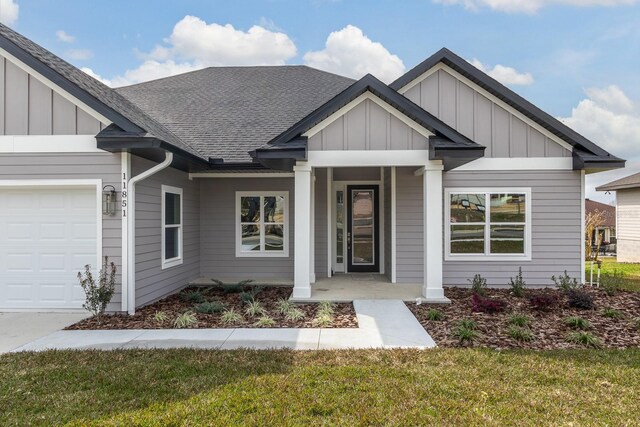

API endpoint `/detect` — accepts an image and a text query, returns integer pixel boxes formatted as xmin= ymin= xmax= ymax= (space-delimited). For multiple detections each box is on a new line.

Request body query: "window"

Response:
xmin=445 ymin=189 xmax=531 ymax=260
xmin=162 ymin=185 xmax=183 ymax=269
xmin=236 ymin=192 xmax=288 ymax=257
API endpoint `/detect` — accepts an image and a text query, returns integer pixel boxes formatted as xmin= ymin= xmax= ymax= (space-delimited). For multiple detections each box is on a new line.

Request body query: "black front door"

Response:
xmin=347 ymin=185 xmax=379 ymax=273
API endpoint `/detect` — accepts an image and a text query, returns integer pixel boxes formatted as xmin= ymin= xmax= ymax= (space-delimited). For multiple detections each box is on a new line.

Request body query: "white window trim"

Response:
xmin=236 ymin=191 xmax=289 ymax=258
xmin=161 ymin=185 xmax=183 ymax=269
xmin=444 ymin=187 xmax=532 ymax=262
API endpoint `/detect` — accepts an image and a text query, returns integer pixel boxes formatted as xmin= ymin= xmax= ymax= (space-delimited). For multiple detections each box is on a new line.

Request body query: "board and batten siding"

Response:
xmin=0 ymin=55 xmax=106 ymax=135
xmin=308 ymin=99 xmax=429 ymax=151
xmin=403 ymin=68 xmax=571 ymax=158
xmin=616 ymin=189 xmax=640 ymax=263
xmin=395 ymin=167 xmax=424 ymax=283
xmin=0 ymin=152 xmax=123 ymax=309
xmin=442 ymin=170 xmax=582 ymax=286
xmin=132 ymin=156 xmax=200 ymax=307
xmin=199 ymin=177 xmax=295 ymax=281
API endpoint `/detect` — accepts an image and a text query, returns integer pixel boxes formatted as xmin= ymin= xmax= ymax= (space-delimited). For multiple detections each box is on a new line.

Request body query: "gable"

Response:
xmin=0 ymin=50 xmax=109 ymax=136
xmin=400 ymin=64 xmax=572 ymax=158
xmin=306 ymin=93 xmax=432 ymax=151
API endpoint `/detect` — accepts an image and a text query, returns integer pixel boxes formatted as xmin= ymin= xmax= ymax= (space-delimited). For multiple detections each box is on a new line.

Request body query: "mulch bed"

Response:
xmin=408 ymin=287 xmax=640 ymax=349
xmin=68 ymin=286 xmax=358 ymax=330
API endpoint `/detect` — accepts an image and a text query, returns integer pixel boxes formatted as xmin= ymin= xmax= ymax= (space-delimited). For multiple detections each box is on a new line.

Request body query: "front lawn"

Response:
xmin=1 ymin=349 xmax=639 ymax=425
xmin=587 ymin=257 xmax=640 ymax=291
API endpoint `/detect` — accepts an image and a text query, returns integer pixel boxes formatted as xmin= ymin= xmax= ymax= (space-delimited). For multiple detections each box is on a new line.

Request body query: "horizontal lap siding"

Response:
xmin=200 ymin=177 xmax=295 ymax=280
xmin=443 ymin=170 xmax=582 ymax=286
xmin=133 ymin=156 xmax=200 ymax=307
xmin=396 ymin=167 xmax=423 ymax=283
xmin=0 ymin=152 xmax=122 ymax=309
xmin=616 ymin=189 xmax=640 ymax=262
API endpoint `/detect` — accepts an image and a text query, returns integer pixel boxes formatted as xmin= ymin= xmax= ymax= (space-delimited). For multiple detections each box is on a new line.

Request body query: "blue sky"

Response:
xmin=3 ymin=0 xmax=640 ymax=200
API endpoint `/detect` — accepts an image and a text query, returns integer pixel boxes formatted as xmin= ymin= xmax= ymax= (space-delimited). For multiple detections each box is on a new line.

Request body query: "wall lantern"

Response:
xmin=102 ymin=185 xmax=117 ymax=216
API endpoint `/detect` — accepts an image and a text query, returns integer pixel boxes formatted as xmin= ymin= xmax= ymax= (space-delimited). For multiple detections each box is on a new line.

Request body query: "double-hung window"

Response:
xmin=445 ymin=188 xmax=531 ymax=260
xmin=161 ymin=185 xmax=183 ymax=269
xmin=236 ymin=192 xmax=288 ymax=257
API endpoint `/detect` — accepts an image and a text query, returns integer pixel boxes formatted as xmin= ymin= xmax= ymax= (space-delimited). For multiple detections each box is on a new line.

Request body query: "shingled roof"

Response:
xmin=596 ymin=172 xmax=640 ymax=191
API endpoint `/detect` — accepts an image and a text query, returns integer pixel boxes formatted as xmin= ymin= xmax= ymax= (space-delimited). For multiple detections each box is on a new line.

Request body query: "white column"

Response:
xmin=423 ymin=166 xmax=449 ymax=302
xmin=310 ymin=168 xmax=316 ymax=283
xmin=293 ymin=163 xmax=312 ymax=298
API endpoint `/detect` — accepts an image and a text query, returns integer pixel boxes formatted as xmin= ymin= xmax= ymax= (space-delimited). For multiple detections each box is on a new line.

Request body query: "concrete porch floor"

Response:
xmin=292 ymin=274 xmax=423 ymax=302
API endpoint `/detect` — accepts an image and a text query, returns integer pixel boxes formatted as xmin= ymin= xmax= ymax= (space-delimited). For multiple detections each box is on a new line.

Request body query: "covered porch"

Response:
xmin=292 ymin=274 xmax=423 ymax=302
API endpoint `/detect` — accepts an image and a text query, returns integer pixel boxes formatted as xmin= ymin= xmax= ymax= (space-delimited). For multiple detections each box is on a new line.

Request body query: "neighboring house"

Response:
xmin=0 ymin=24 xmax=624 ymax=314
xmin=597 ymin=172 xmax=640 ymax=263
xmin=585 ymin=198 xmax=616 ymax=250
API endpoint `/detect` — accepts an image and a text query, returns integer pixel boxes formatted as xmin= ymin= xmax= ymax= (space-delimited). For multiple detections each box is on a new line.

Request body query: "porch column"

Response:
xmin=293 ymin=163 xmax=312 ymax=298
xmin=423 ymin=166 xmax=449 ymax=302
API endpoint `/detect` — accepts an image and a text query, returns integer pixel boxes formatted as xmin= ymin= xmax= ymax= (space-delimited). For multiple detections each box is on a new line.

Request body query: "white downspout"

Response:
xmin=126 ymin=151 xmax=174 ymax=314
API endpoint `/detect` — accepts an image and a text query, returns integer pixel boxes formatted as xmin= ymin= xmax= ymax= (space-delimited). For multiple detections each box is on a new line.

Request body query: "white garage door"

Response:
xmin=0 ymin=186 xmax=98 ymax=310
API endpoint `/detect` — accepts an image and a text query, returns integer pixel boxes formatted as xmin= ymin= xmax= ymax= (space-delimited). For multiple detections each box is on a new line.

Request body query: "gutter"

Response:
xmin=125 ymin=151 xmax=174 ymax=314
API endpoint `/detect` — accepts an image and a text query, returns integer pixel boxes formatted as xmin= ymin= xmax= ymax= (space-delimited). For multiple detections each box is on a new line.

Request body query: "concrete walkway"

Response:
xmin=10 ymin=300 xmax=436 ymax=352
xmin=0 ymin=312 xmax=88 ymax=353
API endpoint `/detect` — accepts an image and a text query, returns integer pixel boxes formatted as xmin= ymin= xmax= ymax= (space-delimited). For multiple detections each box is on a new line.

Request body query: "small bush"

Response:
xmin=508 ymin=326 xmax=534 ymax=342
xmin=567 ymin=290 xmax=595 ymax=310
xmin=459 ymin=319 xmax=477 ymax=330
xmin=284 ymin=307 xmax=305 ymax=322
xmin=220 ymin=308 xmax=243 ymax=325
xmin=153 ymin=311 xmax=168 ymax=323
xmin=507 ymin=313 xmax=530 ymax=327
xmin=453 ymin=320 xmax=479 ymax=344
xmin=468 ymin=274 xmax=487 ymax=296
xmin=471 ymin=293 xmax=506 ymax=313
xmin=565 ymin=316 xmax=591 ymax=330
xmin=173 ymin=311 xmax=197 ymax=329
xmin=245 ymin=300 xmax=266 ymax=317
xmin=426 ymin=308 xmax=444 ymax=321
xmin=567 ymin=331 xmax=601 ymax=348
xmin=211 ymin=278 xmax=254 ymax=294
xmin=509 ymin=267 xmax=526 ymax=298
xmin=180 ymin=290 xmax=205 ymax=304
xmin=77 ymin=256 xmax=117 ymax=324
xmin=194 ymin=301 xmax=226 ymax=314
xmin=318 ymin=301 xmax=336 ymax=315
xmin=600 ymin=271 xmax=626 ymax=296
xmin=312 ymin=312 xmax=334 ymax=327
xmin=529 ymin=294 xmax=556 ymax=311
xmin=254 ymin=315 xmax=276 ymax=327
xmin=276 ymin=298 xmax=294 ymax=315
xmin=552 ymin=271 xmax=580 ymax=293
xmin=603 ymin=307 xmax=623 ymax=319
xmin=239 ymin=291 xmax=255 ymax=303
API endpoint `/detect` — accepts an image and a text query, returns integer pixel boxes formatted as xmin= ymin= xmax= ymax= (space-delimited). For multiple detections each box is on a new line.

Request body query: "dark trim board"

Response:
xmin=346 ymin=185 xmax=380 ymax=273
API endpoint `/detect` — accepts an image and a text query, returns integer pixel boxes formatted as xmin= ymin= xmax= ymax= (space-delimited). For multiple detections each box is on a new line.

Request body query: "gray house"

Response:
xmin=0 ymin=24 xmax=624 ymax=313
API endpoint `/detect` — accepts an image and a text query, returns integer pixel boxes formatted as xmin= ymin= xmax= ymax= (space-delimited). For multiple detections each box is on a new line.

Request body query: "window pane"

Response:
xmin=490 ymin=193 xmax=526 ymax=223
xmin=264 ymin=196 xmax=285 ymax=223
xmin=450 ymin=225 xmax=485 ymax=254
xmin=450 ymin=193 xmax=486 ymax=223
xmin=241 ymin=224 xmax=261 ymax=251
xmin=336 ymin=191 xmax=344 ymax=264
xmin=490 ymin=225 xmax=525 ymax=254
xmin=265 ymin=225 xmax=284 ymax=251
xmin=241 ymin=197 xmax=260 ymax=223
xmin=165 ymin=193 xmax=181 ymax=225
xmin=165 ymin=227 xmax=179 ymax=259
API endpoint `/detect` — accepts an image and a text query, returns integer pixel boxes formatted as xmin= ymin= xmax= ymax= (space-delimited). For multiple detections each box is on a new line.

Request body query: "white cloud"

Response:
xmin=303 ymin=25 xmax=405 ymax=83
xmin=469 ymin=59 xmax=534 ymax=86
xmin=433 ymin=0 xmax=637 ymax=14
xmin=56 ymin=30 xmax=75 ymax=43
xmin=559 ymin=86 xmax=640 ymax=202
xmin=112 ymin=15 xmax=297 ymax=86
xmin=80 ymin=67 xmax=112 ymax=87
xmin=0 ymin=0 xmax=19 ymax=25
xmin=66 ymin=49 xmax=93 ymax=60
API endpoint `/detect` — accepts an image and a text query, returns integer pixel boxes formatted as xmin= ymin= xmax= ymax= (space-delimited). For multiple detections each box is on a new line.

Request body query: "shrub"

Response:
xmin=468 ymin=274 xmax=487 ymax=296
xmin=245 ymin=300 xmax=266 ymax=317
xmin=567 ymin=331 xmax=601 ymax=348
xmin=552 ymin=271 xmax=580 ymax=293
xmin=318 ymin=301 xmax=336 ymax=315
xmin=471 ymin=293 xmax=506 ymax=313
xmin=211 ymin=278 xmax=254 ymax=294
xmin=276 ymin=298 xmax=294 ymax=315
xmin=77 ymin=256 xmax=117 ymax=324
xmin=312 ymin=312 xmax=334 ymax=327
xmin=459 ymin=319 xmax=477 ymax=330
xmin=239 ymin=291 xmax=255 ymax=303
xmin=173 ymin=311 xmax=197 ymax=328
xmin=254 ymin=315 xmax=276 ymax=327
xmin=564 ymin=316 xmax=591 ymax=330
xmin=567 ymin=290 xmax=595 ymax=310
xmin=220 ymin=308 xmax=243 ymax=325
xmin=508 ymin=326 xmax=534 ymax=342
xmin=453 ymin=320 xmax=479 ymax=344
xmin=194 ymin=301 xmax=226 ymax=314
xmin=180 ymin=290 xmax=206 ymax=304
xmin=153 ymin=311 xmax=168 ymax=323
xmin=426 ymin=308 xmax=444 ymax=321
xmin=600 ymin=271 xmax=626 ymax=296
xmin=284 ymin=307 xmax=305 ymax=322
xmin=603 ymin=307 xmax=623 ymax=319
xmin=509 ymin=267 xmax=526 ymax=298
xmin=529 ymin=294 xmax=556 ymax=311
xmin=507 ymin=313 xmax=530 ymax=327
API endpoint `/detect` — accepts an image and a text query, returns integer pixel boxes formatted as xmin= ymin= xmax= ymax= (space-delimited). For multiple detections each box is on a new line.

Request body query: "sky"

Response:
xmin=1 ymin=0 xmax=639 ymax=203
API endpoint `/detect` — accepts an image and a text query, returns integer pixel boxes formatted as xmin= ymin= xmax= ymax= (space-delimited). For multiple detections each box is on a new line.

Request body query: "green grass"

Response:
xmin=587 ymin=257 xmax=640 ymax=291
xmin=1 ymin=349 xmax=639 ymax=425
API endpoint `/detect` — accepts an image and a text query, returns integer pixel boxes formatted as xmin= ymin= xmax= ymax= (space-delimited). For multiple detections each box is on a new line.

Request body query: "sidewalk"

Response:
xmin=11 ymin=300 xmax=436 ymax=352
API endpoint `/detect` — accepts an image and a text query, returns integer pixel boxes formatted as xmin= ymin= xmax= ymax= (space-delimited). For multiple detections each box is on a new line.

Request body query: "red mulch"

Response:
xmin=68 ymin=286 xmax=358 ymax=330
xmin=408 ymin=287 xmax=640 ymax=349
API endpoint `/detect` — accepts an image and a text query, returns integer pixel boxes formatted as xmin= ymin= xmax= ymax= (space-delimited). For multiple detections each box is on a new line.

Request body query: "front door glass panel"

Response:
xmin=351 ymin=189 xmax=374 ymax=265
